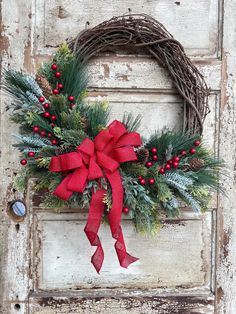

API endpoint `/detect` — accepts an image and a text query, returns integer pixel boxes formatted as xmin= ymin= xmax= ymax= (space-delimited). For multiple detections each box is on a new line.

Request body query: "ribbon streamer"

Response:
xmin=50 ymin=120 xmax=142 ymax=273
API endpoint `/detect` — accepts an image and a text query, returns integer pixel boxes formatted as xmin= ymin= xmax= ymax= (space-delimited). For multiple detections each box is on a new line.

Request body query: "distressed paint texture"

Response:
xmin=0 ymin=0 xmax=233 ymax=313
xmin=216 ymin=0 xmax=236 ymax=313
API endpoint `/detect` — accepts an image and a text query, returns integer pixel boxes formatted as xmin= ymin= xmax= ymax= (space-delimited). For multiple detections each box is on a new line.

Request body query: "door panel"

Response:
xmin=0 ymin=0 xmax=226 ymax=313
xmin=34 ymin=211 xmax=212 ymax=290
xmin=34 ymin=0 xmax=220 ymax=57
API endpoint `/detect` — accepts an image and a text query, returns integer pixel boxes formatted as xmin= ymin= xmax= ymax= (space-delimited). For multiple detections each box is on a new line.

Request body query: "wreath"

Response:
xmin=2 ymin=15 xmax=223 ymax=273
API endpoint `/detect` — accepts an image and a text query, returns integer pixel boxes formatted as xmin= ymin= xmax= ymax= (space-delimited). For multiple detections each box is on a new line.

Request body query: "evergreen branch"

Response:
xmin=2 ymin=69 xmax=44 ymax=112
xmin=25 ymin=112 xmax=53 ymax=132
xmin=121 ymin=162 xmax=147 ymax=178
xmin=164 ymin=171 xmax=194 ymax=190
xmin=12 ymin=133 xmax=55 ymax=150
xmin=145 ymin=131 xmax=200 ymax=163
xmin=82 ymin=102 xmax=110 ymax=138
xmin=122 ymin=112 xmax=142 ymax=132
xmin=177 ymin=189 xmax=202 ymax=213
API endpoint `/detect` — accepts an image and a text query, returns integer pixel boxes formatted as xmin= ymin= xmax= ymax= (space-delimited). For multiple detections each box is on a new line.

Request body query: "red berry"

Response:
xmin=194 ymin=140 xmax=201 ymax=147
xmin=122 ymin=207 xmax=129 ymax=214
xmin=58 ymin=83 xmax=63 ymax=89
xmin=168 ymin=159 xmax=173 ymax=165
xmin=51 ymin=63 xmax=57 ymax=70
xmin=50 ymin=123 xmax=55 ymax=128
xmin=43 ymin=112 xmax=50 ymax=118
xmin=190 ymin=148 xmax=196 ymax=154
xmin=181 ymin=150 xmax=187 ymax=156
xmin=151 ymin=147 xmax=157 ymax=154
xmin=165 ymin=164 xmax=171 ymax=170
xmin=51 ymin=139 xmax=58 ymax=145
xmin=47 ymin=132 xmax=53 ymax=138
xmin=27 ymin=151 xmax=35 ymax=157
xmin=139 ymin=178 xmax=146 ymax=185
xmin=70 ymin=103 xmax=75 ymax=109
xmin=38 ymin=96 xmax=45 ymax=103
xmin=138 ymin=176 xmax=143 ymax=181
xmin=54 ymin=71 xmax=61 ymax=78
xmin=68 ymin=95 xmax=75 ymax=102
xmin=152 ymin=155 xmax=158 ymax=161
xmin=53 ymin=89 xmax=59 ymax=95
xmin=173 ymin=156 xmax=180 ymax=162
xmin=51 ymin=115 xmax=57 ymax=121
xmin=20 ymin=159 xmax=27 ymax=166
xmin=159 ymin=168 xmax=165 ymax=174
xmin=149 ymin=178 xmax=155 ymax=185
xmin=173 ymin=161 xmax=179 ymax=168
xmin=43 ymin=103 xmax=49 ymax=109
xmin=40 ymin=130 xmax=46 ymax=137
xmin=146 ymin=161 xmax=153 ymax=168
xmin=32 ymin=126 xmax=39 ymax=133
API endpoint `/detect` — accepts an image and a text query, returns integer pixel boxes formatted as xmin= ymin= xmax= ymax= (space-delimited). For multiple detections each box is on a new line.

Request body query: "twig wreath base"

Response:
xmin=70 ymin=14 xmax=210 ymax=135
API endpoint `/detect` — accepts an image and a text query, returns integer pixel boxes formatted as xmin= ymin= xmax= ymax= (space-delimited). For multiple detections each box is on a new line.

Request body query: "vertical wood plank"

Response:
xmin=217 ymin=0 xmax=236 ymax=312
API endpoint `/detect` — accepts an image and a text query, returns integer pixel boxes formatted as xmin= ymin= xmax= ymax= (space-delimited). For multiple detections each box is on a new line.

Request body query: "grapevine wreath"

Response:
xmin=2 ymin=15 xmax=223 ymax=273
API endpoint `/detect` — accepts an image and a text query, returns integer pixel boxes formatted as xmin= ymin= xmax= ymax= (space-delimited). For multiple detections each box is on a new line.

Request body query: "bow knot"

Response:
xmin=50 ymin=120 xmax=142 ymax=273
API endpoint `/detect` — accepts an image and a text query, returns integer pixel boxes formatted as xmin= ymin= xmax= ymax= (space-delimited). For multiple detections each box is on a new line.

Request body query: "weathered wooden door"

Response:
xmin=1 ymin=1 xmax=235 ymax=313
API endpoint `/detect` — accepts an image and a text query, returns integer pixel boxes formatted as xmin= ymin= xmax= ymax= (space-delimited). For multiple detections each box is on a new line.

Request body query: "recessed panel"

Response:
xmin=34 ymin=212 xmax=212 ymax=290
xmin=34 ymin=0 xmax=220 ymax=57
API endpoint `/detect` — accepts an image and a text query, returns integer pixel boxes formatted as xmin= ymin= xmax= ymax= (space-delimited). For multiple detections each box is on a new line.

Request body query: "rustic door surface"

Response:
xmin=0 ymin=1 xmax=235 ymax=313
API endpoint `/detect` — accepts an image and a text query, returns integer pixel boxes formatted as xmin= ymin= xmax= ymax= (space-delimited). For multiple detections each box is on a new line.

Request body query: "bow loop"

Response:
xmin=113 ymin=147 xmax=138 ymax=163
xmin=108 ymin=120 xmax=127 ymax=138
xmin=94 ymin=129 xmax=113 ymax=151
xmin=77 ymin=138 xmax=94 ymax=156
xmin=50 ymin=152 xmax=82 ymax=172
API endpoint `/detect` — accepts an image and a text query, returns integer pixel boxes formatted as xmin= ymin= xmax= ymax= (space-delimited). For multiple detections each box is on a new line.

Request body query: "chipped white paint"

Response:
xmin=1 ymin=0 xmax=234 ymax=313
xmin=34 ymin=211 xmax=211 ymax=290
xmin=217 ymin=0 xmax=236 ymax=313
xmin=34 ymin=0 xmax=220 ymax=57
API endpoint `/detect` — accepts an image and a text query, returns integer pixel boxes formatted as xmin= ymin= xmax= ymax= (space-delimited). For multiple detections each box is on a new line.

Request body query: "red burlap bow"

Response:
xmin=49 ymin=120 xmax=142 ymax=273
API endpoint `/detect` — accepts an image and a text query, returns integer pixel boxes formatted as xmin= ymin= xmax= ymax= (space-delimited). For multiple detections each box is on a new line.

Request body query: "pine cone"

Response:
xmin=55 ymin=146 xmax=75 ymax=156
xmin=81 ymin=117 xmax=88 ymax=133
xmin=136 ymin=147 xmax=149 ymax=165
xmin=189 ymin=158 xmax=205 ymax=170
xmin=36 ymin=74 xmax=52 ymax=99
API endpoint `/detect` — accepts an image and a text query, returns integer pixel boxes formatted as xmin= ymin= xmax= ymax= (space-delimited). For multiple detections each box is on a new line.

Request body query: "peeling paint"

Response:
xmin=23 ymin=40 xmax=32 ymax=73
xmin=102 ymin=63 xmax=110 ymax=79
xmin=0 ymin=1 xmax=9 ymax=59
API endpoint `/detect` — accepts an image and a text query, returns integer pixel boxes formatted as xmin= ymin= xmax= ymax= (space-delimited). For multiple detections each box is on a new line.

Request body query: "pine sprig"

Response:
xmin=163 ymin=171 xmax=194 ymax=190
xmin=121 ymin=162 xmax=148 ymax=178
xmin=12 ymin=134 xmax=55 ymax=148
xmin=2 ymin=69 xmax=44 ymax=111
xmin=145 ymin=131 xmax=200 ymax=163
xmin=81 ymin=102 xmax=110 ymax=137
xmin=122 ymin=112 xmax=142 ymax=132
xmin=25 ymin=112 xmax=53 ymax=132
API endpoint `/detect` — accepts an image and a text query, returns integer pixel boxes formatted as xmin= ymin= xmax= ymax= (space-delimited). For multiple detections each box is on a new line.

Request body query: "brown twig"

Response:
xmin=69 ymin=14 xmax=209 ymax=134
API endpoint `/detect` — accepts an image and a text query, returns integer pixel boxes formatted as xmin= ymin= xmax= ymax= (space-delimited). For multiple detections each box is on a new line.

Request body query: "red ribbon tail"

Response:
xmin=106 ymin=171 xmax=138 ymax=269
xmin=84 ymin=189 xmax=106 ymax=273
xmin=115 ymin=227 xmax=139 ymax=268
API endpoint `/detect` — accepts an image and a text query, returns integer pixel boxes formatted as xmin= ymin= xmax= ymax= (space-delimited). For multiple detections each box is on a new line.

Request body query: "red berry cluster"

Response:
xmin=138 ymin=147 xmax=158 ymax=186
xmin=51 ymin=63 xmax=75 ymax=110
xmin=32 ymin=124 xmax=57 ymax=145
xmin=20 ymin=151 xmax=36 ymax=165
xmin=158 ymin=139 xmax=201 ymax=175
xmin=51 ymin=63 xmax=64 ymax=95
xmin=68 ymin=95 xmax=75 ymax=109
xmin=32 ymin=95 xmax=58 ymax=145
xmin=136 ymin=140 xmax=201 ymax=182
